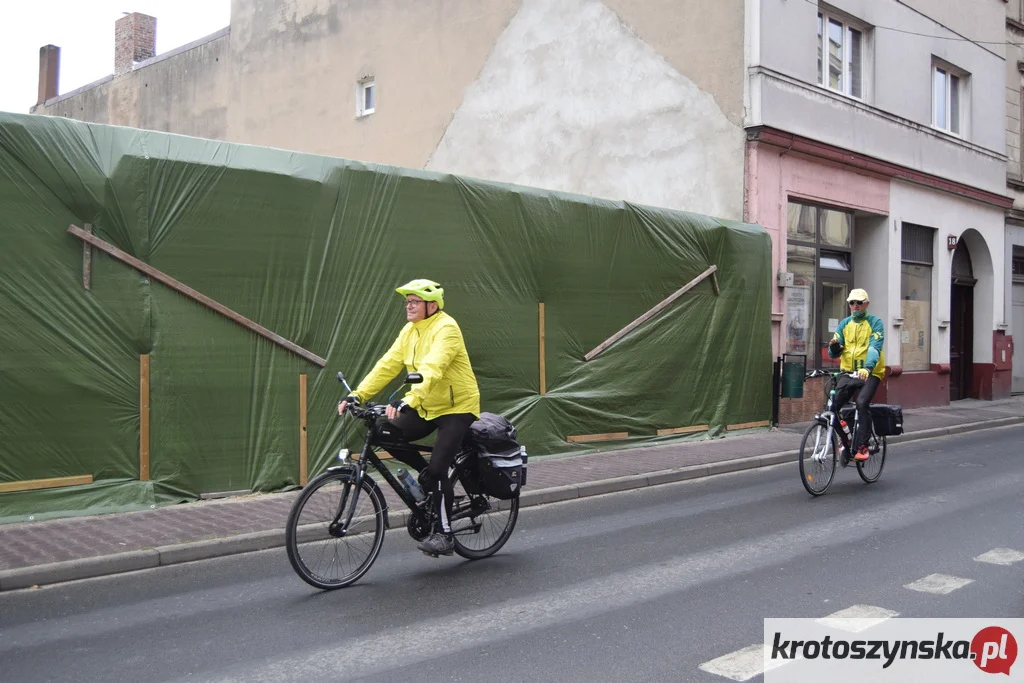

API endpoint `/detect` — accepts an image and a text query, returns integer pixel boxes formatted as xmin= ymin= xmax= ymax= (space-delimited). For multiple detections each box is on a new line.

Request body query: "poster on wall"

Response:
xmin=786 ymin=286 xmax=810 ymax=353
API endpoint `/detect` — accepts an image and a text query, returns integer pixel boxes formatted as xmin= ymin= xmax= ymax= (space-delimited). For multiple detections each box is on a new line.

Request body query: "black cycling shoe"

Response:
xmin=417 ymin=532 xmax=454 ymax=557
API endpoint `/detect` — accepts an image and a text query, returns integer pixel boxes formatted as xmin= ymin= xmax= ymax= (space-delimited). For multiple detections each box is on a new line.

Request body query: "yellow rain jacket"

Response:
xmin=352 ymin=311 xmax=480 ymax=419
xmin=829 ymin=313 xmax=886 ymax=380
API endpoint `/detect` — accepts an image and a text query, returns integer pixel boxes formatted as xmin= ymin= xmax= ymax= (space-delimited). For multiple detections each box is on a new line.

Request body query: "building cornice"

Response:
xmin=747 ymin=125 xmax=1015 ymax=210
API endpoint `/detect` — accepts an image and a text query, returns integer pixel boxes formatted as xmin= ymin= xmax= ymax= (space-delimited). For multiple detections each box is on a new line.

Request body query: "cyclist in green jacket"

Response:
xmin=338 ymin=279 xmax=480 ymax=558
xmin=828 ymin=288 xmax=886 ymax=462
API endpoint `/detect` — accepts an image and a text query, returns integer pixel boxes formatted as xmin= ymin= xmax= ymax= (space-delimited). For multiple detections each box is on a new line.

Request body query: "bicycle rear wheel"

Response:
xmin=857 ymin=435 xmax=886 ymax=483
xmin=448 ymin=468 xmax=519 ymax=559
xmin=285 ymin=469 xmax=386 ymax=590
xmin=799 ymin=421 xmax=838 ymax=496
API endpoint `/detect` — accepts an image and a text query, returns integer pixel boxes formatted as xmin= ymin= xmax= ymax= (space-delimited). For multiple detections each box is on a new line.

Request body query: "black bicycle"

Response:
xmin=285 ymin=371 xmax=520 ymax=590
xmin=798 ymin=369 xmax=890 ymax=496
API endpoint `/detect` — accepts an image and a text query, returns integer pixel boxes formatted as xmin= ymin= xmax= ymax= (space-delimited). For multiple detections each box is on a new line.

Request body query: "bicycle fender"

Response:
xmin=325 ymin=466 xmax=391 ymax=530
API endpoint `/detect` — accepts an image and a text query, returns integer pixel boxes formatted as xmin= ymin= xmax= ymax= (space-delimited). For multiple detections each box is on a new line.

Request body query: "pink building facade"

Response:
xmin=746 ymin=127 xmax=1013 ymax=421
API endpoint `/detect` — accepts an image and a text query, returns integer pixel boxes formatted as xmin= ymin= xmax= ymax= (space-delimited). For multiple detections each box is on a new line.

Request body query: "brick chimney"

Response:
xmin=37 ymin=45 xmax=60 ymax=105
xmin=115 ymin=12 xmax=157 ymax=76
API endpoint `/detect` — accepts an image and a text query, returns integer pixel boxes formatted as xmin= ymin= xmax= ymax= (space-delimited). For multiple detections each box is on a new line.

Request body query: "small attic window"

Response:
xmin=357 ymin=80 xmax=375 ymax=117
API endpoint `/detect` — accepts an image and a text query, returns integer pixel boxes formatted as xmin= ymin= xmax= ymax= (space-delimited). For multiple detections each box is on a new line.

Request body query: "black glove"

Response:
xmin=389 ymin=400 xmax=409 ymax=414
xmin=828 ymin=339 xmax=842 ymax=355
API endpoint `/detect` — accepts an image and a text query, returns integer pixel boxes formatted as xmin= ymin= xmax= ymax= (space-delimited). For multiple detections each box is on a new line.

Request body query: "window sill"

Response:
xmin=817 ymin=83 xmax=864 ymax=104
xmin=929 ymin=125 xmax=962 ymax=140
xmin=355 ymin=110 xmax=375 ymax=119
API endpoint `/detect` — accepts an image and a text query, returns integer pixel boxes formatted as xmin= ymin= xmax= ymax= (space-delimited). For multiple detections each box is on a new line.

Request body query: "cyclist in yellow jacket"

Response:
xmin=828 ymin=288 xmax=886 ymax=462
xmin=338 ymin=279 xmax=480 ymax=557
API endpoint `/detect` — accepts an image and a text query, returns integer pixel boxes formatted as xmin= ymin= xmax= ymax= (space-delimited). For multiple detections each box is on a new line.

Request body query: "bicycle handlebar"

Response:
xmin=804 ymin=369 xmax=861 ymax=380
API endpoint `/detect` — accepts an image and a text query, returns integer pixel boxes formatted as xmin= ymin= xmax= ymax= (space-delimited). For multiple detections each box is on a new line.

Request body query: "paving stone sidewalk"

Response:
xmin=1 ymin=396 xmax=1021 ymax=590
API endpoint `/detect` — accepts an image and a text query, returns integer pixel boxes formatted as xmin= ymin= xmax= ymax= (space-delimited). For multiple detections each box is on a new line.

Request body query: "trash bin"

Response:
xmin=781 ymin=353 xmax=806 ymax=399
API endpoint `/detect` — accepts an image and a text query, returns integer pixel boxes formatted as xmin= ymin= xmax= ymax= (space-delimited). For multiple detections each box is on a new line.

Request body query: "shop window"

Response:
xmin=785 ymin=202 xmax=855 ymax=368
xmin=901 ymin=224 xmax=934 ymax=372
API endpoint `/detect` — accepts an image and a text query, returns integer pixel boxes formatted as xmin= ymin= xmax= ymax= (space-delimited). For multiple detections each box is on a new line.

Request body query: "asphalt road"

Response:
xmin=1 ymin=425 xmax=1021 ymax=682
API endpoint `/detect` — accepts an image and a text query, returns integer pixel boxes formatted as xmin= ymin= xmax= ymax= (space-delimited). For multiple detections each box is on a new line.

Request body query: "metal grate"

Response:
xmin=901 ymin=223 xmax=934 ymax=265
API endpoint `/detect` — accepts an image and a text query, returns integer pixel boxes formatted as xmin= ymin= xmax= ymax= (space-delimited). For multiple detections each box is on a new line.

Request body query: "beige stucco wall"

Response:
xmin=35 ymin=33 xmax=231 ymax=140
xmin=226 ymin=0 xmax=521 ymax=166
xmin=31 ymin=0 xmax=746 ymax=217
xmin=426 ymin=0 xmax=745 ymax=219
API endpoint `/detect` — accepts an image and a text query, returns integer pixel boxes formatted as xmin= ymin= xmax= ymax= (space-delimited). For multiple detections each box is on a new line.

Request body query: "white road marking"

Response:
xmin=973 ymin=548 xmax=1024 ymax=565
xmin=193 ymin=471 xmax=1024 ymax=683
xmin=816 ymin=604 xmax=899 ymax=633
xmin=904 ymin=573 xmax=974 ymax=594
xmin=698 ymin=644 xmax=789 ymax=681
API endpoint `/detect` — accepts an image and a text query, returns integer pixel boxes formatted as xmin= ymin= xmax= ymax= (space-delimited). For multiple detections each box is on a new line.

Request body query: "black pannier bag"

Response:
xmin=839 ymin=404 xmax=904 ymax=436
xmin=868 ymin=404 xmax=903 ymax=436
xmin=465 ymin=413 xmax=527 ymax=499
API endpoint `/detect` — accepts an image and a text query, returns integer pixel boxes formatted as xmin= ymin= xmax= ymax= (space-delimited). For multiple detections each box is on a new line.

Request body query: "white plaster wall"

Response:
xmin=890 ymin=180 xmax=1006 ymax=365
xmin=750 ymin=0 xmax=1006 ymax=194
xmin=851 ymin=214 xmax=894 ymax=361
xmin=1007 ymin=225 xmax=1024 ymax=322
xmin=426 ymin=0 xmax=745 ymax=220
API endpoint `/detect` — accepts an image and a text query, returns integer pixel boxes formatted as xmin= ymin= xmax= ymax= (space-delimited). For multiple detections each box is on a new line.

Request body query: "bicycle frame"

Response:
xmin=811 ymin=372 xmax=878 ymax=464
xmin=327 ymin=407 xmax=487 ymax=537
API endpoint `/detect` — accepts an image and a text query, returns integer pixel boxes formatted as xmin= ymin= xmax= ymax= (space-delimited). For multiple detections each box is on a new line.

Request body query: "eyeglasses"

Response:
xmin=848 ymin=300 xmax=866 ymax=306
xmin=404 ymin=300 xmax=425 ymax=308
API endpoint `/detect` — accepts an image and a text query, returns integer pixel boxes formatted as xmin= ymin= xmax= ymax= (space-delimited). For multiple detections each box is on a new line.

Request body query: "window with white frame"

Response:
xmin=932 ymin=62 xmax=965 ymax=135
xmin=817 ymin=8 xmax=865 ymax=99
xmin=356 ymin=80 xmax=375 ymax=117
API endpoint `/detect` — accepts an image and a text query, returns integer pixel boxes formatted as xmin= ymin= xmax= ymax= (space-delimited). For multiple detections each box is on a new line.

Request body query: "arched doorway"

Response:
xmin=950 ymin=241 xmax=975 ymax=400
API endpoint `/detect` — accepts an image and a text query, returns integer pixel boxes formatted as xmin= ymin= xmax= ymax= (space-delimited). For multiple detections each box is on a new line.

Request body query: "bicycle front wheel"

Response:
xmin=799 ymin=422 xmax=838 ymax=496
xmin=448 ymin=469 xmax=519 ymax=560
xmin=857 ymin=435 xmax=886 ymax=483
xmin=285 ymin=469 xmax=386 ymax=590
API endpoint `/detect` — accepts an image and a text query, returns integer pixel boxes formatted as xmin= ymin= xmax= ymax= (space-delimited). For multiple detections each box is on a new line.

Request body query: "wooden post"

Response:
xmin=538 ymin=302 xmax=546 ymax=395
xmin=82 ymin=223 xmax=93 ymax=290
xmin=299 ymin=373 xmax=308 ymax=486
xmin=584 ymin=265 xmax=718 ymax=361
xmin=140 ymin=354 xmax=150 ymax=481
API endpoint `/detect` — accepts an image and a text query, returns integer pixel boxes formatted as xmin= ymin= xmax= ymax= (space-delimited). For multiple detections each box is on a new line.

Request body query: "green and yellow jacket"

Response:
xmin=829 ymin=314 xmax=886 ymax=379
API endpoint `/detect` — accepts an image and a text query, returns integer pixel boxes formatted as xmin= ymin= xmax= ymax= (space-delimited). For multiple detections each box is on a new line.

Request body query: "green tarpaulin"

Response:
xmin=0 ymin=112 xmax=772 ymax=522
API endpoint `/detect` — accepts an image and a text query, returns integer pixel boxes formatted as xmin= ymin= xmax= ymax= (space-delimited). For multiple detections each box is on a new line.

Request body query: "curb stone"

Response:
xmin=1 ymin=415 xmax=1020 ymax=591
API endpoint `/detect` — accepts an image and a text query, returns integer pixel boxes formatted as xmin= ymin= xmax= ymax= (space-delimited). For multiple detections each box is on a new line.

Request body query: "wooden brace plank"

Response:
xmin=67 ymin=224 xmax=326 ymax=368
xmin=82 ymin=223 xmax=93 ymax=290
xmin=567 ymin=432 xmax=629 ymax=443
xmin=584 ymin=265 xmax=718 ymax=361
xmin=656 ymin=424 xmax=710 ymax=436
xmin=726 ymin=420 xmax=771 ymax=431
xmin=0 ymin=475 xmax=94 ymax=494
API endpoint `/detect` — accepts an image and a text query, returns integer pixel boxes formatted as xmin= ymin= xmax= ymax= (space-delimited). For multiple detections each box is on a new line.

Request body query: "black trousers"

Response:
xmin=386 ymin=410 xmax=476 ymax=534
xmin=833 ymin=374 xmax=880 ymax=451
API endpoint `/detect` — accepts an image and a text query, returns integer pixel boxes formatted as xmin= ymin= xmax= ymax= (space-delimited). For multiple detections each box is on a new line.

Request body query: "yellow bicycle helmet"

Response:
xmin=396 ymin=278 xmax=445 ymax=309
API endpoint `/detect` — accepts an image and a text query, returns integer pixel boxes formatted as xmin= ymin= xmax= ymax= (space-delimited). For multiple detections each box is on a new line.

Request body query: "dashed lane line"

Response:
xmin=904 ymin=573 xmax=974 ymax=595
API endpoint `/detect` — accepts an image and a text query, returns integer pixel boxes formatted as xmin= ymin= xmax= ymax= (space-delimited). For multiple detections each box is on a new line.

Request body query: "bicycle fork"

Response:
xmin=812 ymin=412 xmax=837 ymax=463
xmin=328 ymin=465 xmax=364 ymax=537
